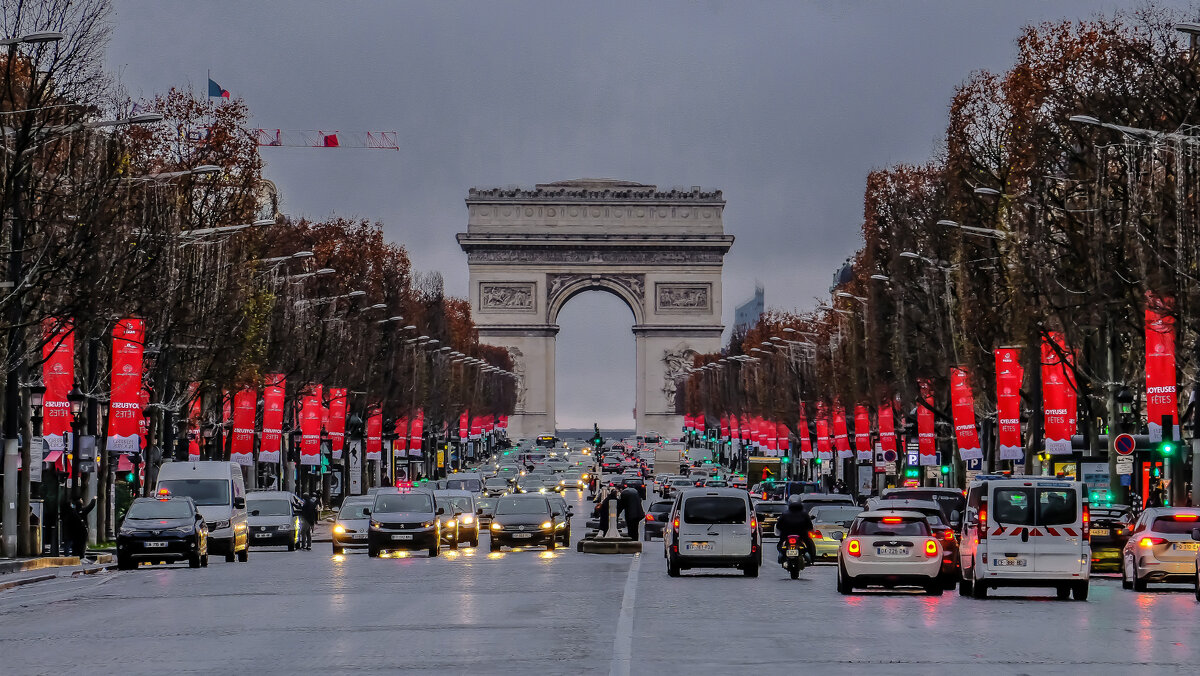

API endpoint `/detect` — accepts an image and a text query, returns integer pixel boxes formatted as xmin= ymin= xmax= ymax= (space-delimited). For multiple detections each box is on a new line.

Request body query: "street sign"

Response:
xmin=883 ymin=449 xmax=898 ymax=463
xmin=1114 ymin=433 xmax=1135 ymax=456
xmin=348 ymin=439 xmax=362 ymax=495
xmin=1115 ymin=456 xmax=1134 ymax=475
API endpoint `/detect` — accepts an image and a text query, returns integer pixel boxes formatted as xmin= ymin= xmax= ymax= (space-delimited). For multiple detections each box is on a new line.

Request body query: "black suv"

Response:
xmin=117 ymin=496 xmax=209 ymax=569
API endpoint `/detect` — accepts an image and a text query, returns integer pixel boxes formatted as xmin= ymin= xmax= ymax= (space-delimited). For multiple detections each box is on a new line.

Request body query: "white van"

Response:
xmin=156 ymin=461 xmax=250 ymax=562
xmin=665 ymin=488 xmax=760 ymax=577
xmin=958 ymin=475 xmax=1090 ymax=600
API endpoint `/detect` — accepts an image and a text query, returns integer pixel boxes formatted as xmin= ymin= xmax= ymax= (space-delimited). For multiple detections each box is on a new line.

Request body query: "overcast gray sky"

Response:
xmin=108 ymin=0 xmax=1190 ymax=429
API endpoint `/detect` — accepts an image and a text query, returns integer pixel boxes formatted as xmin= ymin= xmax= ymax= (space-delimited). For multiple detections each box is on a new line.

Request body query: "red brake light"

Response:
xmin=847 ymin=539 xmax=861 ymax=557
xmin=881 ymin=516 xmax=902 ymax=524
xmin=978 ymin=506 xmax=987 ymax=541
xmin=672 ymin=518 xmax=679 ymax=529
xmin=1173 ymin=514 xmax=1199 ymax=521
xmin=1139 ymin=537 xmax=1167 ymax=547
xmin=925 ymin=540 xmax=938 ymax=557
xmin=943 ymin=529 xmax=955 ymax=541
xmin=645 ymin=514 xmax=654 ymax=522
xmin=1082 ymin=505 xmax=1090 ymax=541
xmin=787 ymin=535 xmax=800 ymax=545
xmin=750 ymin=518 xmax=757 ymax=530
xmin=809 ymin=530 xmax=822 ymax=539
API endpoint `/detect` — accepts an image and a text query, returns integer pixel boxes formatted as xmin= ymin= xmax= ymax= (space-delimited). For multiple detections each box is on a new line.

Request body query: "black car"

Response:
xmin=489 ymin=495 xmax=556 ymax=551
xmin=753 ymin=501 xmax=787 ymax=538
xmin=643 ymin=500 xmax=673 ymax=540
xmin=1089 ymin=505 xmax=1134 ymax=573
xmin=619 ymin=477 xmax=647 ymax=499
xmin=117 ymin=496 xmax=209 ymax=570
xmin=367 ymin=490 xmax=441 ymax=558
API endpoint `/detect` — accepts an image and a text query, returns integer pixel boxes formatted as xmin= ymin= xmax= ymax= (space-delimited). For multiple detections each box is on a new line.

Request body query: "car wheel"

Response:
xmin=189 ymin=553 xmax=201 ymax=568
xmin=332 ymin=545 xmax=343 ymax=555
xmin=1132 ymin=560 xmax=1148 ymax=592
xmin=1056 ymin=585 xmax=1071 ymax=600
xmin=836 ymin=565 xmax=853 ymax=595
xmin=287 ymin=541 xmax=296 ymax=552
xmin=1122 ymin=556 xmax=1133 ymax=590
xmin=429 ymin=543 xmax=439 ymax=558
xmin=117 ymin=555 xmax=134 ymax=571
xmin=470 ymin=537 xmax=479 ymax=548
xmin=224 ymin=550 xmax=235 ymax=563
xmin=925 ymin=580 xmax=944 ymax=596
xmin=971 ymin=577 xmax=988 ymax=599
xmin=667 ymin=553 xmax=681 ymax=577
xmin=1072 ymin=582 xmax=1089 ymax=601
xmin=368 ymin=545 xmax=379 ymax=558
xmin=959 ymin=576 xmax=973 ymax=597
xmin=201 ymin=554 xmax=209 ymax=568
xmin=743 ymin=559 xmax=759 ymax=577
xmin=237 ymin=547 xmax=249 ymax=563
xmin=490 ymin=540 xmax=500 ymax=553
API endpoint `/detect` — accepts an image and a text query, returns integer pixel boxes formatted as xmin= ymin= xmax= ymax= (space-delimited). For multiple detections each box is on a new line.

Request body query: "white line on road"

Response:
xmin=609 ymin=553 xmax=641 ymax=676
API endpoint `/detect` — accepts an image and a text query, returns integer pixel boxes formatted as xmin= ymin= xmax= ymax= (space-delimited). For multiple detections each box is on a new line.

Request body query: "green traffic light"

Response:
xmin=815 ymin=458 xmax=822 ymax=465
xmin=1159 ymin=442 xmax=1175 ymax=456
xmin=125 ymin=472 xmax=134 ymax=482
xmin=780 ymin=456 xmax=790 ymax=464
xmin=940 ymin=465 xmax=950 ymax=475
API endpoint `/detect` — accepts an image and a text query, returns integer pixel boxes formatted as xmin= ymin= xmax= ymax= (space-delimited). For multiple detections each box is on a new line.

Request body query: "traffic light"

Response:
xmin=815 ymin=457 xmax=822 ymax=465
xmin=940 ymin=465 xmax=950 ymax=475
xmin=780 ymin=456 xmax=789 ymax=464
xmin=1158 ymin=440 xmax=1175 ymax=456
xmin=125 ymin=471 xmax=134 ymax=482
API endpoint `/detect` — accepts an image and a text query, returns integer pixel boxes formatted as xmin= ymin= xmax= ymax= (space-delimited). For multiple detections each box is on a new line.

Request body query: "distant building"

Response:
xmin=734 ymin=283 xmax=764 ymax=333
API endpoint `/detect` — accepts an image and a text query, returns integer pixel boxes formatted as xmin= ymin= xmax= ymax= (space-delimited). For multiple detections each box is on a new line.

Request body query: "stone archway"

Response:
xmin=457 ymin=179 xmax=733 ymax=439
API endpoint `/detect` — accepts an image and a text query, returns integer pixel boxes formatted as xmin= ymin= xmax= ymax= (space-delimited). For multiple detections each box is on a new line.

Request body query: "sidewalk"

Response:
xmin=0 ymin=553 xmax=115 ymax=591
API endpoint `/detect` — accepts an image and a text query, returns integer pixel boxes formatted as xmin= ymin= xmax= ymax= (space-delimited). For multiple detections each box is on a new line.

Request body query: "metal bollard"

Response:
xmin=604 ymin=499 xmax=620 ymax=539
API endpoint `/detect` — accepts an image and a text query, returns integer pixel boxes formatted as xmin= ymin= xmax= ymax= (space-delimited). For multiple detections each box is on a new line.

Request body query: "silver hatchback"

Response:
xmin=1122 ymin=507 xmax=1200 ymax=591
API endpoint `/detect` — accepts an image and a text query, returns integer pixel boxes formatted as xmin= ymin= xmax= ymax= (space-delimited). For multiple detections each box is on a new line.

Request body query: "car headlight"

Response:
xmin=118 ymin=527 xmax=135 ymax=537
xmin=541 ymin=521 xmax=553 ymax=530
xmin=333 ymin=524 xmax=346 ymax=535
xmin=555 ymin=522 xmax=566 ymax=529
xmin=490 ymin=522 xmax=502 ymax=531
xmin=461 ymin=515 xmax=474 ymax=525
xmin=370 ymin=520 xmax=381 ymax=529
xmin=538 ymin=488 xmax=546 ymax=493
xmin=422 ymin=521 xmax=434 ymax=528
xmin=212 ymin=519 xmax=231 ymax=530
xmin=164 ymin=527 xmax=195 ymax=536
xmin=446 ymin=520 xmax=456 ymax=528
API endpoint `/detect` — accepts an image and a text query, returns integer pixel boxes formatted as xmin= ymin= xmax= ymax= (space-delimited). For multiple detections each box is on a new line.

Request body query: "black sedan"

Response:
xmin=116 ymin=496 xmax=209 ymax=569
xmin=489 ymin=496 xmax=557 ymax=551
xmin=642 ymin=500 xmax=673 ymax=540
xmin=619 ymin=477 xmax=647 ymax=499
xmin=1090 ymin=504 xmax=1134 ymax=572
xmin=367 ymin=491 xmax=441 ymax=558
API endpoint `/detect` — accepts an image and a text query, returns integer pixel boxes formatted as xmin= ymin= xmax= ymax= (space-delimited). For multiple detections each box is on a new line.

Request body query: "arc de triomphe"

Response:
xmin=457 ymin=179 xmax=733 ymax=439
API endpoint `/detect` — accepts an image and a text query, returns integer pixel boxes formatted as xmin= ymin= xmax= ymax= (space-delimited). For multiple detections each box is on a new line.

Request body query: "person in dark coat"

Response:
xmin=619 ymin=486 xmax=645 ymax=541
xmin=594 ymin=487 xmax=620 ymax=535
xmin=64 ymin=496 xmax=96 ymax=560
xmin=300 ymin=494 xmax=319 ymax=550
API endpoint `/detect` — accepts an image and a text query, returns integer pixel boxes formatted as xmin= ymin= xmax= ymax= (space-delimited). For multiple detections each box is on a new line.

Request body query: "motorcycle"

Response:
xmin=781 ymin=534 xmax=807 ymax=579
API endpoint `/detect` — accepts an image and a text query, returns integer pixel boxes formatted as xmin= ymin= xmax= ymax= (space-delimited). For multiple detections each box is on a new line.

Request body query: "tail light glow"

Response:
xmin=645 ymin=514 xmax=654 ymax=522
xmin=750 ymin=518 xmax=757 ymax=530
xmin=978 ymin=506 xmax=988 ymax=541
xmin=809 ymin=530 xmax=822 ymax=539
xmin=882 ymin=517 xmax=902 ymax=524
xmin=1139 ymin=537 xmax=1167 ymax=548
xmin=786 ymin=535 xmax=800 ymax=546
xmin=1173 ymin=514 xmax=1199 ymax=521
xmin=847 ymin=538 xmax=861 ymax=557
xmin=943 ymin=530 xmax=955 ymax=541
xmin=925 ymin=540 xmax=938 ymax=557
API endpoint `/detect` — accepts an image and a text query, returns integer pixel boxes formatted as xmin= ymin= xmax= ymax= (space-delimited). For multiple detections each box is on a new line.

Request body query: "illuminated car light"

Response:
xmin=333 ymin=524 xmax=346 ymax=535
xmin=490 ymin=523 xmax=502 ymax=531
xmin=925 ymin=540 xmax=938 ymax=557
xmin=1139 ymin=537 xmax=1167 ymax=547
xmin=541 ymin=521 xmax=553 ymax=529
xmin=461 ymin=516 xmax=474 ymax=525
xmin=847 ymin=539 xmax=861 ymax=557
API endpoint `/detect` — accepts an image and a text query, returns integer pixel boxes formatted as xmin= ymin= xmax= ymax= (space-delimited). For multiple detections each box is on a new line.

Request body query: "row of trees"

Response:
xmin=0 ymin=0 xmax=514 ymax=556
xmin=685 ymin=6 xmax=1200 ymax=501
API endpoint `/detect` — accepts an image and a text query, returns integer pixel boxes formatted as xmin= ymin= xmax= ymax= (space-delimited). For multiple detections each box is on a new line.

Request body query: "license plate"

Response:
xmin=993 ymin=557 xmax=1028 ymax=567
xmin=687 ymin=542 xmax=713 ymax=551
xmin=391 ymin=534 xmax=413 ymax=541
xmin=786 ymin=548 xmax=799 ymax=556
xmin=877 ymin=547 xmax=909 ymax=556
xmin=351 ymin=533 xmax=367 ymax=540
xmin=1174 ymin=542 xmax=1199 ymax=551
xmin=1090 ymin=528 xmax=1109 ymax=536
xmin=513 ymin=533 xmax=532 ymax=539
xmin=143 ymin=541 xmax=167 ymax=548
xmin=254 ymin=532 xmax=273 ymax=538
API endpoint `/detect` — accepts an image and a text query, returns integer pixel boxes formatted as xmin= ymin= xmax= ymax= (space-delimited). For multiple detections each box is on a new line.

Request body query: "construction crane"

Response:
xmin=252 ymin=129 xmax=398 ymax=150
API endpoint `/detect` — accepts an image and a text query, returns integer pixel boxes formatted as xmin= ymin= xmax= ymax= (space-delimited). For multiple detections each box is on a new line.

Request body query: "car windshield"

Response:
xmin=993 ymin=487 xmax=1077 ymax=526
xmin=755 ymin=503 xmax=787 ymax=515
xmin=496 ymin=498 xmax=550 ymax=515
xmin=855 ymin=517 xmax=930 ymax=536
xmin=125 ymin=500 xmax=194 ymax=520
xmin=156 ymin=479 xmax=230 ymax=506
xmin=1150 ymin=514 xmax=1200 ymax=534
xmin=446 ymin=479 xmax=482 ymax=492
xmin=810 ymin=505 xmax=863 ymax=523
xmin=437 ymin=496 xmax=473 ymax=514
xmin=1093 ymin=507 xmax=1131 ymax=521
xmin=478 ymin=499 xmax=496 ymax=511
xmin=247 ymin=499 xmax=292 ymax=516
xmin=883 ymin=489 xmax=966 ymax=519
xmin=338 ymin=502 xmax=372 ymax=519
xmin=486 ymin=479 xmax=508 ymax=487
xmin=683 ymin=497 xmax=746 ymax=524
xmin=374 ymin=494 xmax=434 ymax=513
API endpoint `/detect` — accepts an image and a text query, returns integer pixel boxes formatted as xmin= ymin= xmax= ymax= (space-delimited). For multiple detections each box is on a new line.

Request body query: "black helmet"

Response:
xmin=787 ymin=494 xmax=804 ymax=510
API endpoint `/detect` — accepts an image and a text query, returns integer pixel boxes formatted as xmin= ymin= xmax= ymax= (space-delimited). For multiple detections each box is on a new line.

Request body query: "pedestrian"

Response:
xmin=1145 ymin=481 xmax=1165 ymax=509
xmin=300 ymin=493 xmax=318 ymax=550
xmin=619 ymin=485 xmax=645 ymax=541
xmin=63 ymin=496 xmax=96 ymax=561
xmin=594 ymin=487 xmax=619 ymax=535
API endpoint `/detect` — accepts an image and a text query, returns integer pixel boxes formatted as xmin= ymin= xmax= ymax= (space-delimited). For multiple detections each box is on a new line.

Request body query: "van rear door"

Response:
xmin=680 ymin=494 xmax=749 ymax=557
xmin=987 ymin=483 xmax=1037 ymax=571
xmin=1031 ymin=483 xmax=1083 ymax=574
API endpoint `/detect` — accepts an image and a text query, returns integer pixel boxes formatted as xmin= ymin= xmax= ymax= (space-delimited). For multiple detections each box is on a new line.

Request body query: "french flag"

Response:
xmin=208 ymin=78 xmax=230 ymax=99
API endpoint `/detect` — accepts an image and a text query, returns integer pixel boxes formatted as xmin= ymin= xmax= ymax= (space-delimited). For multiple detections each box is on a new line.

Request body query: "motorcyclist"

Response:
xmin=774 ymin=494 xmax=815 ymax=564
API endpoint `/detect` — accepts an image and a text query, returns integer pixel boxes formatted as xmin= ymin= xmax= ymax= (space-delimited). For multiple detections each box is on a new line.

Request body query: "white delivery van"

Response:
xmin=958 ymin=475 xmax=1090 ymax=600
xmin=665 ymin=488 xmax=760 ymax=577
xmin=156 ymin=461 xmax=250 ymax=562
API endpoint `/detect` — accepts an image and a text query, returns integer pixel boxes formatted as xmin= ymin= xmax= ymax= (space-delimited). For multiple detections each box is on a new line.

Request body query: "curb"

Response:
xmin=0 ymin=573 xmax=57 ymax=591
xmin=0 ymin=553 xmax=113 ymax=576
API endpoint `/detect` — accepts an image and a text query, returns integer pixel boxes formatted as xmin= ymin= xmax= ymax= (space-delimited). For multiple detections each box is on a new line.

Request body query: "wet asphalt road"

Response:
xmin=2 ymin=489 xmax=1198 ymax=675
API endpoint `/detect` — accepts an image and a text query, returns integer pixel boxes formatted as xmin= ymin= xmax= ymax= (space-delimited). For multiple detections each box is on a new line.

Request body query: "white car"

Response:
xmin=665 ymin=488 xmax=761 ymax=577
xmin=836 ymin=510 xmax=944 ymax=595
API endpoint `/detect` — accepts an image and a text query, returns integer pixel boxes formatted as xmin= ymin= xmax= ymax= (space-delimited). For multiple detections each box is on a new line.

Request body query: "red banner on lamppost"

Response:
xmin=259 ymin=375 xmax=285 ymax=463
xmin=950 ymin=367 xmax=983 ymax=461
xmin=918 ymin=379 xmax=936 ymax=465
xmin=878 ymin=398 xmax=897 ymax=454
xmin=299 ymin=386 xmax=322 ymax=465
xmin=720 ymin=416 xmax=731 ymax=440
xmin=833 ymin=404 xmax=853 ymax=460
xmin=365 ymin=409 xmax=382 ymax=461
xmin=107 ymin=318 xmax=144 ymax=453
xmin=995 ymin=348 xmax=1024 ymax=460
xmin=1146 ymin=295 xmax=1178 ymax=442
xmin=42 ymin=319 xmax=74 ymax=451
xmin=798 ymin=404 xmax=814 ymax=460
xmin=458 ymin=411 xmax=469 ymax=439
xmin=186 ymin=383 xmax=201 ymax=461
xmin=815 ymin=405 xmax=833 ymax=461
xmin=327 ymin=388 xmax=347 ymax=460
xmin=230 ymin=388 xmax=256 ymax=466
xmin=409 ymin=409 xmax=424 ymax=456
xmin=854 ymin=404 xmax=872 ymax=461
xmin=1042 ymin=333 xmax=1076 ymax=455
xmin=394 ymin=417 xmax=409 ymax=456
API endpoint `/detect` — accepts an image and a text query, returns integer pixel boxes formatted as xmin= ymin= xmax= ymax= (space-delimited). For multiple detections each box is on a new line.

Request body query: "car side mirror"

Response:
xmin=477 ymin=507 xmax=484 ymax=515
xmin=1192 ymin=527 xmax=1200 ymax=542
xmin=250 ymin=509 xmax=260 ymax=516
xmin=832 ymin=532 xmax=844 ymax=541
xmin=437 ymin=507 xmax=445 ymax=515
xmin=233 ymin=497 xmax=246 ymax=509
xmin=362 ymin=508 xmax=371 ymax=515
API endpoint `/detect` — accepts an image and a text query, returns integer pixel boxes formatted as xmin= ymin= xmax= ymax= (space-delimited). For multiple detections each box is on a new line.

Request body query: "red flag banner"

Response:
xmin=695 ymin=414 xmax=705 ymax=435
xmin=259 ymin=375 xmax=285 ymax=463
xmin=107 ymin=318 xmax=145 ymax=453
xmin=878 ymin=399 xmax=897 ymax=454
xmin=918 ymin=379 xmax=936 ymax=465
xmin=42 ymin=319 xmax=74 ymax=451
xmin=833 ymin=404 xmax=853 ymax=460
xmin=470 ymin=414 xmax=483 ymax=440
xmin=1042 ymin=333 xmax=1076 ymax=455
xmin=230 ymin=388 xmax=256 ymax=466
xmin=798 ymin=404 xmax=814 ymax=460
xmin=187 ymin=383 xmax=202 ymax=461
xmin=815 ymin=405 xmax=833 ymax=461
xmin=327 ymin=388 xmax=347 ymax=460
xmin=458 ymin=411 xmax=469 ymax=439
xmin=720 ymin=416 xmax=731 ymax=440
xmin=299 ymin=386 xmax=322 ymax=465
xmin=765 ymin=418 xmax=778 ymax=455
xmin=409 ymin=410 xmax=424 ymax=456
xmin=776 ymin=422 xmax=790 ymax=456
xmin=950 ymin=367 xmax=983 ymax=461
xmin=1146 ymin=295 xmax=1178 ymax=442
xmin=366 ymin=410 xmax=382 ymax=461
xmin=995 ymin=348 xmax=1024 ymax=460
xmin=854 ymin=404 xmax=872 ymax=461
xmin=394 ymin=417 xmax=409 ymax=455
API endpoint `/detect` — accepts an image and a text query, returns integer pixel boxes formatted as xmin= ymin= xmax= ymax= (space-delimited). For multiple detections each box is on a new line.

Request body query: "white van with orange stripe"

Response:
xmin=958 ymin=475 xmax=1090 ymax=600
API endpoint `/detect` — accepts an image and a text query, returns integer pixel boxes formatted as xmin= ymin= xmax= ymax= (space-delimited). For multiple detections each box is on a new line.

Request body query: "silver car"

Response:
xmin=1122 ymin=507 xmax=1200 ymax=591
xmin=332 ymin=497 xmax=374 ymax=554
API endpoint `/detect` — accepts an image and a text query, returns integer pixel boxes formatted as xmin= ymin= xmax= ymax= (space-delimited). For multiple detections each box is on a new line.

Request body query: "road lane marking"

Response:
xmin=609 ymin=553 xmax=641 ymax=676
